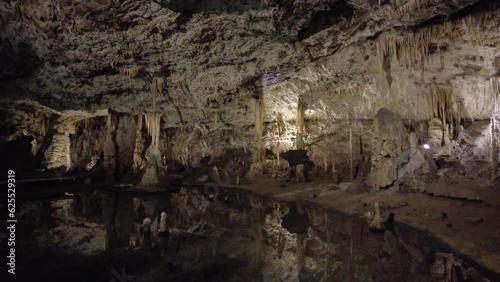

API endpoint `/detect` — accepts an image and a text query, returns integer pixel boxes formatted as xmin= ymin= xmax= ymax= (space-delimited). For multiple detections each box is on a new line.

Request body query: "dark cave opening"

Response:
xmin=298 ymin=0 xmax=354 ymax=41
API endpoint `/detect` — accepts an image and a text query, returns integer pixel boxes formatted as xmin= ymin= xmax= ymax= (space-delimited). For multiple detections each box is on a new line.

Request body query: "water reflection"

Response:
xmin=14 ymin=186 xmax=491 ymax=282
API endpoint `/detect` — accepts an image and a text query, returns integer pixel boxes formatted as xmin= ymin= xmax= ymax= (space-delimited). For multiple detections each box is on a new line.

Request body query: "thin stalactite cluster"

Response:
xmin=376 ymin=8 xmax=499 ymax=77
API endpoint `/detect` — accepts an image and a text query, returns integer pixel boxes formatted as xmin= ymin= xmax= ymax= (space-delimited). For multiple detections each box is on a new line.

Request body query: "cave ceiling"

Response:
xmin=0 ymin=0 xmax=498 ymax=126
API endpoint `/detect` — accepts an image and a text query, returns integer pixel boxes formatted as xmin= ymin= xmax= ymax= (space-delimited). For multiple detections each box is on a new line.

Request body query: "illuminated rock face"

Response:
xmin=367 ymin=108 xmax=409 ymax=190
xmin=0 ymin=0 xmax=499 ymax=182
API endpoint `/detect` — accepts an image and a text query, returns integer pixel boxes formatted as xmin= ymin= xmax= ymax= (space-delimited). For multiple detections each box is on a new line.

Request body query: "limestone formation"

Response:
xmin=367 ymin=108 xmax=409 ymax=189
xmin=1 ymin=1 xmax=500 ymax=280
xmin=369 ymin=203 xmax=383 ymax=230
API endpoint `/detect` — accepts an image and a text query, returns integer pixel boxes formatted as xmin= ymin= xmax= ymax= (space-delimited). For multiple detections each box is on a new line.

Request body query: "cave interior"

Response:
xmin=0 ymin=0 xmax=499 ymax=281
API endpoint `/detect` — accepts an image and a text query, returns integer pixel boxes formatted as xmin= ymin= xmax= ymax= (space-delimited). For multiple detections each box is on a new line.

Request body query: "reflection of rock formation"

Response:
xmin=101 ymin=190 xmax=135 ymax=251
xmin=139 ymin=145 xmax=162 ymax=188
xmin=367 ymin=108 xmax=409 ymax=189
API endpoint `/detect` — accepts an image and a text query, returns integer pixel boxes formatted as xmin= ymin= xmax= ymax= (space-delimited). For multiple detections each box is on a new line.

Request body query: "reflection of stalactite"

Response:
xmin=296 ymin=233 xmax=306 ymax=271
xmin=254 ymin=209 xmax=263 ymax=265
xmin=276 ymin=231 xmax=286 ymax=259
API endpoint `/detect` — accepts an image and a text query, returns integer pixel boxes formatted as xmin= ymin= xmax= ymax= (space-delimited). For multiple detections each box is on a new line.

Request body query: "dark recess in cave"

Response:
xmin=298 ymin=0 xmax=354 ymax=41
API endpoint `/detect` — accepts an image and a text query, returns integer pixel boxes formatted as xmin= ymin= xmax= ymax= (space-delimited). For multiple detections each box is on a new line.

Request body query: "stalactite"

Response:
xmin=144 ymin=113 xmax=161 ymax=148
xmin=255 ymin=98 xmax=264 ymax=162
xmin=214 ymin=111 xmax=219 ymax=127
xmin=427 ymin=85 xmax=459 ymax=139
xmin=491 ymin=117 xmax=497 ymax=181
xmin=492 ymin=78 xmax=500 ymax=111
xmin=296 ymin=96 xmax=305 ymax=135
xmin=119 ymin=66 xmax=140 ymax=80
xmin=276 ymin=113 xmax=285 ymax=136
xmin=296 ymin=96 xmax=306 ymax=150
xmin=331 ymin=157 xmax=336 ymax=180
xmin=375 ymin=9 xmax=498 ymax=74
xmin=491 ymin=78 xmax=499 ymax=181
xmin=331 ymin=85 xmax=367 ymax=97
xmin=348 ymin=113 xmax=354 ymax=181
xmin=399 ymin=0 xmax=425 ymax=14
xmin=152 ymin=77 xmax=165 ymax=95
xmin=274 ymin=113 xmax=286 ymax=167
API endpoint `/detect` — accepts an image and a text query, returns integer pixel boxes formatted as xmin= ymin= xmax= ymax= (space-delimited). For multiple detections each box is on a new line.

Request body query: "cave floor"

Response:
xmin=190 ymin=176 xmax=500 ymax=275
